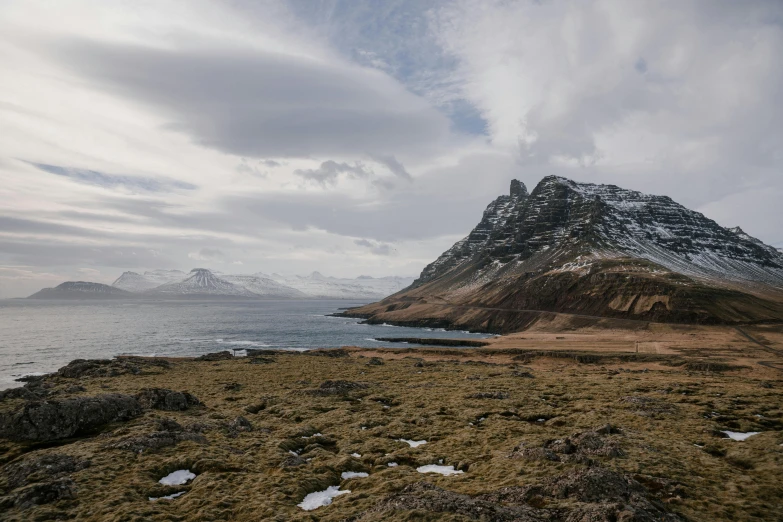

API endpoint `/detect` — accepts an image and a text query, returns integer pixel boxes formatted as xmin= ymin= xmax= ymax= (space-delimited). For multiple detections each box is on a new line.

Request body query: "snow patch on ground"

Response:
xmin=159 ymin=470 xmax=196 ymax=486
xmin=399 ymin=439 xmax=427 ymax=447
xmin=417 ymin=465 xmax=463 ymax=476
xmin=149 ymin=491 xmax=186 ymax=501
xmin=297 ymin=486 xmax=350 ymax=511
xmin=341 ymin=471 xmax=369 ymax=479
xmin=722 ymin=431 xmax=761 ymax=441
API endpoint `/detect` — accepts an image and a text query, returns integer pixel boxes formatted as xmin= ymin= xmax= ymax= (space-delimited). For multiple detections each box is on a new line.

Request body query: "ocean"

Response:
xmin=0 ymin=299 xmax=491 ymax=389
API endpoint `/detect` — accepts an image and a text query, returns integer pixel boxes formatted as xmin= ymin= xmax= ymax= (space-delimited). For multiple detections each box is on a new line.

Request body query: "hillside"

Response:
xmin=28 ymin=282 xmax=136 ymax=299
xmin=344 ymin=176 xmax=783 ymax=332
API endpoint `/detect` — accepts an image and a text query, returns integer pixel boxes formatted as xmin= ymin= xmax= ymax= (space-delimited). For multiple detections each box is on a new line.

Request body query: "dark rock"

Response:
xmin=56 ymin=357 xmax=170 ymax=379
xmin=109 ymin=430 xmax=207 ymax=452
xmin=512 ymin=371 xmax=535 ymax=378
xmin=374 ymin=337 xmax=489 ymax=347
xmin=360 ymin=482 xmax=545 ymax=521
xmin=304 ymin=349 xmax=350 ymax=358
xmin=467 ymin=391 xmax=509 ymax=399
xmin=196 ymin=351 xmax=233 ymax=361
xmin=509 ymin=444 xmax=561 ymax=462
xmin=367 ymin=357 xmax=385 ymax=366
xmin=4 ymin=454 xmax=90 ymax=490
xmin=1 ymin=477 xmax=77 ymax=509
xmin=65 ymin=385 xmax=86 ymax=394
xmin=229 ymin=416 xmax=253 ymax=433
xmin=135 ymin=388 xmax=202 ymax=411
xmin=306 ymin=380 xmax=369 ymax=396
xmin=249 ymin=357 xmax=275 ymax=364
xmin=0 ymin=387 xmax=40 ymax=402
xmin=0 ymin=394 xmax=143 ymax=442
xmin=280 ymin=455 xmax=306 ymax=468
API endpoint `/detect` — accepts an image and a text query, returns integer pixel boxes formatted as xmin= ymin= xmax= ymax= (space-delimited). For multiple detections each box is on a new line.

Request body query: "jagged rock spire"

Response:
xmin=510 ymin=179 xmax=527 ymax=198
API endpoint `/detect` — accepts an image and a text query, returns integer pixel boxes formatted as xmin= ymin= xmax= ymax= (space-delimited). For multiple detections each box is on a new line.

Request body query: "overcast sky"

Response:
xmin=1 ymin=0 xmax=782 ymax=297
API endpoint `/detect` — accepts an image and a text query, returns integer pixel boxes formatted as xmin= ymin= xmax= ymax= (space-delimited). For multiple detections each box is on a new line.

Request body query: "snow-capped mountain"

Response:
xmin=146 ymin=268 xmax=258 ymax=298
xmin=269 ymin=272 xmax=414 ymax=299
xmin=221 ymin=274 xmax=308 ymax=298
xmin=28 ymin=281 xmax=135 ymax=299
xmin=112 ymin=270 xmax=187 ymax=292
xmin=345 ymin=176 xmax=783 ymax=330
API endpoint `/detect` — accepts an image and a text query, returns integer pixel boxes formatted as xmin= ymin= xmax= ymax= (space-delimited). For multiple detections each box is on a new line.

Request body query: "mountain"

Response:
xmin=28 ymin=281 xmax=135 ymax=299
xmin=270 ymin=272 xmax=414 ymax=299
xmin=146 ymin=268 xmax=259 ymax=298
xmin=112 ymin=271 xmax=161 ymax=292
xmin=112 ymin=270 xmax=187 ymax=292
xmin=221 ymin=274 xmax=308 ymax=298
xmin=344 ymin=176 xmax=783 ymax=332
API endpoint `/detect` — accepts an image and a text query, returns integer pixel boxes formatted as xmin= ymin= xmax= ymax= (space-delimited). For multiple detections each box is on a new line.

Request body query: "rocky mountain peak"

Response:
xmin=510 ymin=179 xmax=527 ymax=198
xmin=415 ymin=175 xmax=783 ymax=288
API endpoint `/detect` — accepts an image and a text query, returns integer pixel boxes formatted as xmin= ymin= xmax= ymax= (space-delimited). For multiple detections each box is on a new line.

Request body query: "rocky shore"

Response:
xmin=0 ymin=343 xmax=781 ymax=521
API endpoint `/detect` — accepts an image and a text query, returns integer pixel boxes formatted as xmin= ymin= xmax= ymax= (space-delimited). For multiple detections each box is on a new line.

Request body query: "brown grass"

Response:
xmin=1 ymin=329 xmax=782 ymax=521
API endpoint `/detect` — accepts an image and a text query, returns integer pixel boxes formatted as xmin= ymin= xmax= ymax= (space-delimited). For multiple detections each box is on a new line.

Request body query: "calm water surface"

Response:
xmin=0 ymin=299 xmax=491 ymax=389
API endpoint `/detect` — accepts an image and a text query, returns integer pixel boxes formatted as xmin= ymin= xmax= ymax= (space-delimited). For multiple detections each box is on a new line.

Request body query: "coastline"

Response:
xmin=0 ymin=326 xmax=781 ymax=520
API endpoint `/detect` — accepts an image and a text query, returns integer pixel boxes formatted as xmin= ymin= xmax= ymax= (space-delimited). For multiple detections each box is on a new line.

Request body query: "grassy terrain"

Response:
xmin=1 ymin=337 xmax=782 ymax=521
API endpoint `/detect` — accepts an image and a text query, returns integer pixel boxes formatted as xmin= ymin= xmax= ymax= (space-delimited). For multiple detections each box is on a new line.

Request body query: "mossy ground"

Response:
xmin=1 ymin=336 xmax=782 ymax=521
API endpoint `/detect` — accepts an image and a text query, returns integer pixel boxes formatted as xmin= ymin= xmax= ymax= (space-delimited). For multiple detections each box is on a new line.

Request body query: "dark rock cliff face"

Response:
xmin=416 ymin=176 xmax=783 ymax=288
xmin=350 ymin=176 xmax=783 ymax=330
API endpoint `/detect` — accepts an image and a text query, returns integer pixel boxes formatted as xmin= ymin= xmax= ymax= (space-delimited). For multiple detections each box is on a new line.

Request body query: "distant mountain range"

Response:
xmin=28 ymin=269 xmax=414 ymax=300
xmin=345 ymin=176 xmax=783 ymax=332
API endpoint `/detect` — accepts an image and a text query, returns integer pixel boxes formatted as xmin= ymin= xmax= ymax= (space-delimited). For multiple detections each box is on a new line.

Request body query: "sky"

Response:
xmin=1 ymin=0 xmax=782 ymax=297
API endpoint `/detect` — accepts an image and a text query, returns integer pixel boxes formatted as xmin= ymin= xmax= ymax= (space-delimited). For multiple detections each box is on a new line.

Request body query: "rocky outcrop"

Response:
xmin=358 ymin=467 xmax=682 ymax=521
xmin=0 ymin=394 xmax=143 ymax=442
xmin=135 ymin=388 xmax=202 ymax=411
xmin=56 ymin=357 xmax=171 ymax=379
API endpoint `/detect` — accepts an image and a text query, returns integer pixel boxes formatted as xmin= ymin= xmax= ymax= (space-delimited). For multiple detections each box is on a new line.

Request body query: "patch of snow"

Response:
xmin=399 ymin=439 xmax=427 ymax=448
xmin=341 ymin=471 xmax=369 ymax=479
xmin=387 ymin=462 xmax=398 ymax=467
xmin=302 ymin=433 xmax=323 ymax=438
xmin=149 ymin=491 xmax=186 ymax=501
xmin=297 ymin=486 xmax=350 ymax=511
xmin=416 ymin=465 xmax=464 ymax=476
xmin=351 ymin=453 xmax=362 ymax=458
xmin=722 ymin=431 xmax=761 ymax=441
xmin=159 ymin=470 xmax=195 ymax=486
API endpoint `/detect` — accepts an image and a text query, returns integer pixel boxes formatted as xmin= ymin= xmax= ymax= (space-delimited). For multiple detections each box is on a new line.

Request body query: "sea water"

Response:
xmin=0 ymin=299 xmax=490 ymax=389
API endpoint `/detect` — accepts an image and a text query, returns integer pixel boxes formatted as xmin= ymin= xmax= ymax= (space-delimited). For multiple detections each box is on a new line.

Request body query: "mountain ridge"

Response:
xmin=343 ymin=176 xmax=783 ymax=332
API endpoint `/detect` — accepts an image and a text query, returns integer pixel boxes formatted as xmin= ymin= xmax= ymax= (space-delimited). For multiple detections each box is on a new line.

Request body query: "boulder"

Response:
xmin=0 ymin=394 xmax=142 ymax=442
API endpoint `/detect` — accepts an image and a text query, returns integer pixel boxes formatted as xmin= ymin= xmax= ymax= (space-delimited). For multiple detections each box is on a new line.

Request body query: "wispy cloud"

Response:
xmin=31 ymin=163 xmax=197 ymax=192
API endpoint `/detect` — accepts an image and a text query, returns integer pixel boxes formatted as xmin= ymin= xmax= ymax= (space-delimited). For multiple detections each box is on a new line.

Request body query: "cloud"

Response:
xmin=371 ymin=155 xmax=413 ymax=181
xmin=51 ymin=38 xmax=451 ymax=160
xmin=294 ymin=160 xmax=372 ymax=185
xmin=188 ymin=248 xmax=225 ymax=261
xmin=354 ymin=238 xmax=395 ymax=256
xmin=31 ymin=163 xmax=197 ymax=192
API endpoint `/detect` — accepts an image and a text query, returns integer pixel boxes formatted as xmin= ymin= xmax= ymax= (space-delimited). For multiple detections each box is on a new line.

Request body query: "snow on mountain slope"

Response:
xmin=112 ymin=272 xmax=162 ymax=292
xmin=270 ymin=272 xmax=414 ymax=299
xmin=147 ymin=269 xmax=258 ymax=298
xmin=221 ymin=275 xmax=307 ymax=298
xmin=416 ymin=176 xmax=783 ymax=289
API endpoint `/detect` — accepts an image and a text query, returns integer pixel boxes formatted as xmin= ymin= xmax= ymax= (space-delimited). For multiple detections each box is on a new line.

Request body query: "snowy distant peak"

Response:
xmin=112 ymin=271 xmax=162 ymax=292
xmin=222 ymin=274 xmax=307 ymax=299
xmin=270 ymin=272 xmax=414 ymax=299
xmin=415 ymin=175 xmax=783 ymax=288
xmin=150 ymin=268 xmax=258 ymax=297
